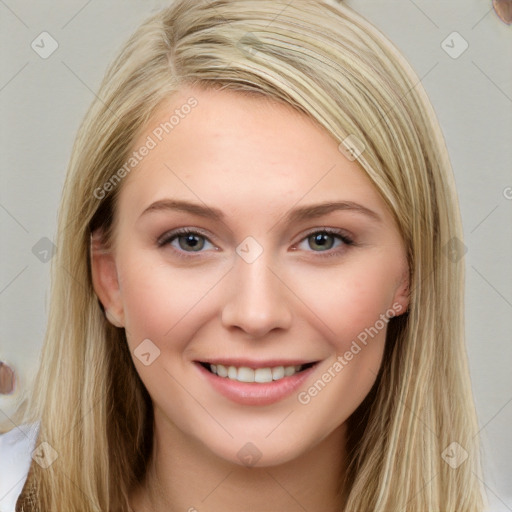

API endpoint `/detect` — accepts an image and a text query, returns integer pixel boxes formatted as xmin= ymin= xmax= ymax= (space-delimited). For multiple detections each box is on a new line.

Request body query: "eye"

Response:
xmin=157 ymin=228 xmax=216 ymax=255
xmin=295 ymin=228 xmax=354 ymax=257
xmin=157 ymin=227 xmax=355 ymax=259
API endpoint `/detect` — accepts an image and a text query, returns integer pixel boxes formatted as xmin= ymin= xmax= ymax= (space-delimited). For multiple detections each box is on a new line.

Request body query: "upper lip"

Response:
xmin=196 ymin=358 xmax=318 ymax=368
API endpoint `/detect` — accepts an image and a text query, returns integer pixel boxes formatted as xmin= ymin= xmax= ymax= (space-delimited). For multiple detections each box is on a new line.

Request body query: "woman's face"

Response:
xmin=92 ymin=86 xmax=409 ymax=467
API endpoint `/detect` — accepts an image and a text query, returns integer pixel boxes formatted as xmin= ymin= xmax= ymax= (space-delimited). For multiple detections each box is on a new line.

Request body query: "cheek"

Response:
xmin=116 ymin=253 xmax=220 ymax=343
xmin=291 ymin=262 xmax=398 ymax=435
xmin=292 ymin=253 xmax=403 ymax=352
xmin=120 ymin=266 xmax=180 ymax=342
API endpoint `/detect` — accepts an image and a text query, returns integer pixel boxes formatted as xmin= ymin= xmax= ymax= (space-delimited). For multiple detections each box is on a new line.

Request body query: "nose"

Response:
xmin=221 ymin=252 xmax=293 ymax=338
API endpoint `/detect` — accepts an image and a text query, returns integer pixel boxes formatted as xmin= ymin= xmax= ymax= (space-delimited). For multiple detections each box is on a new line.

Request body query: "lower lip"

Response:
xmin=195 ymin=362 xmax=318 ymax=406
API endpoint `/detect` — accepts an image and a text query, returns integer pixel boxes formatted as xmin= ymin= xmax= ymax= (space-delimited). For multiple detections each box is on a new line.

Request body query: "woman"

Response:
xmin=0 ymin=0 xmax=487 ymax=510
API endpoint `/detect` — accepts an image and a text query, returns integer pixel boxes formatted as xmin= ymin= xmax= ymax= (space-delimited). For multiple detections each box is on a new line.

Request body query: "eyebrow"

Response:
xmin=139 ymin=199 xmax=382 ymax=224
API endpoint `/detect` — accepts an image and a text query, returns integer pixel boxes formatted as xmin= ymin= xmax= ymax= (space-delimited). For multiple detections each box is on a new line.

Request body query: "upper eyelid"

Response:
xmin=159 ymin=226 xmax=208 ymax=239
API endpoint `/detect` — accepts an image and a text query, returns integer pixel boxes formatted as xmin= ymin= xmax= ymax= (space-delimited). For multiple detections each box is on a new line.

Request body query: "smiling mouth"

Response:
xmin=198 ymin=361 xmax=317 ymax=383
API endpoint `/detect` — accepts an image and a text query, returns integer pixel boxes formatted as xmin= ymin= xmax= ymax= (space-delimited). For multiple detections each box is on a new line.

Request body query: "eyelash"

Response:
xmin=157 ymin=227 xmax=355 ymax=260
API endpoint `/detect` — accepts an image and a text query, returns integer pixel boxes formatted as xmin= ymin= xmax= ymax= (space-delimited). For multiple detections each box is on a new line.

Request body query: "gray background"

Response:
xmin=1 ymin=0 xmax=511 ymax=509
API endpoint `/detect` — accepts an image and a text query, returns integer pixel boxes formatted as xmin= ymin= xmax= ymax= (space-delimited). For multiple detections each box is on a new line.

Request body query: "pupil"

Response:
xmin=180 ymin=234 xmax=203 ymax=251
xmin=311 ymin=233 xmax=333 ymax=251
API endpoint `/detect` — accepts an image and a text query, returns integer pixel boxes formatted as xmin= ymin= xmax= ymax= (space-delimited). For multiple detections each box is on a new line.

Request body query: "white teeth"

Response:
xmin=216 ymin=364 xmax=228 ymax=377
xmin=237 ymin=367 xmax=255 ymax=382
xmin=254 ymin=368 xmax=273 ymax=383
xmin=284 ymin=366 xmax=296 ymax=377
xmin=271 ymin=366 xmax=285 ymax=380
xmin=209 ymin=363 xmax=305 ymax=383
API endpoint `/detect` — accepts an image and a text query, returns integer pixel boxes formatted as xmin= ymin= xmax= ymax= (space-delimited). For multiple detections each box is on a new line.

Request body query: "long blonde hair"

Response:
xmin=7 ymin=0 xmax=487 ymax=510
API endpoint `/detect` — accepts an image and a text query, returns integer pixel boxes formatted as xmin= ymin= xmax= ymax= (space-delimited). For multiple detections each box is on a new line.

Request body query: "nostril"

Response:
xmin=0 ymin=361 xmax=16 ymax=395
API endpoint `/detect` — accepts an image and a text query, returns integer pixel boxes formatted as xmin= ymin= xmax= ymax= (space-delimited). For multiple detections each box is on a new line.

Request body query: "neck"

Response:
xmin=130 ymin=410 xmax=348 ymax=512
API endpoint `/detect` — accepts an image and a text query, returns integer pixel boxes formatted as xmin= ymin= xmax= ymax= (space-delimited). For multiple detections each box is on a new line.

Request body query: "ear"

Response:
xmin=391 ymin=266 xmax=410 ymax=316
xmin=90 ymin=230 xmax=125 ymax=328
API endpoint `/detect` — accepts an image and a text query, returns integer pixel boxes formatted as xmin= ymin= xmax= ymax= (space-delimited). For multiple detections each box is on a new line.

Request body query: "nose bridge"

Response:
xmin=221 ymin=246 xmax=292 ymax=336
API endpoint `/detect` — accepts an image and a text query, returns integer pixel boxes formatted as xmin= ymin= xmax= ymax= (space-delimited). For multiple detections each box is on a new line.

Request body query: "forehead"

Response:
xmin=116 ymin=86 xmax=386 ymax=223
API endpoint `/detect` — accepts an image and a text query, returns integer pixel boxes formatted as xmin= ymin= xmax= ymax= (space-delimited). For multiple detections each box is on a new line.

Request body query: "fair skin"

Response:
xmin=92 ymin=86 xmax=410 ymax=511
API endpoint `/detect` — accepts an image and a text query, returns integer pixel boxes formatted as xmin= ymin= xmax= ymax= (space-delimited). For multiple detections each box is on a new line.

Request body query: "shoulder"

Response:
xmin=0 ymin=422 xmax=39 ymax=512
